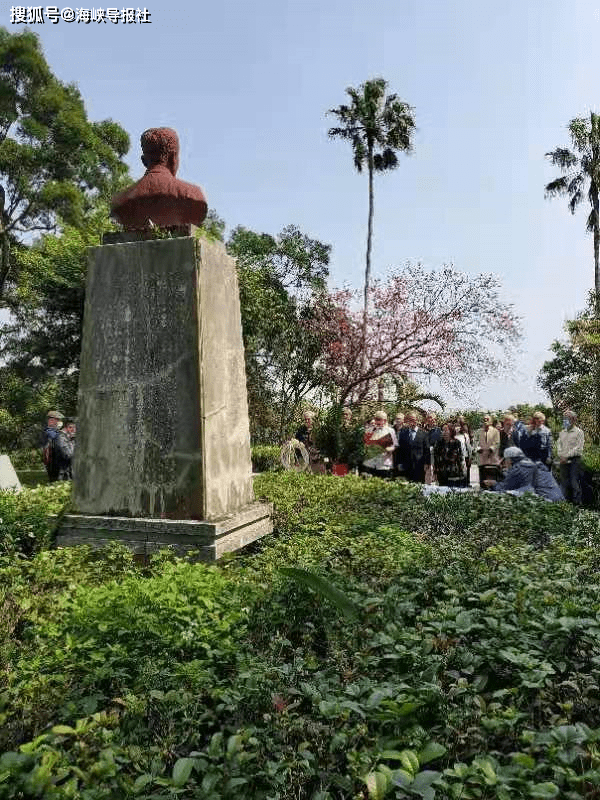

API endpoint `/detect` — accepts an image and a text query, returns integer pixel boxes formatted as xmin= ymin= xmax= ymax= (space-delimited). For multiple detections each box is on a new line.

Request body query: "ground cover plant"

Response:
xmin=2 ymin=475 xmax=600 ymax=798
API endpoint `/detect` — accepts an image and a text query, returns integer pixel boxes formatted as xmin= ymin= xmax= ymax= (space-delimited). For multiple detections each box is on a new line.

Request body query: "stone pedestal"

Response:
xmin=0 ymin=455 xmax=21 ymax=491
xmin=59 ymin=503 xmax=272 ymax=561
xmin=58 ymin=236 xmax=271 ymax=559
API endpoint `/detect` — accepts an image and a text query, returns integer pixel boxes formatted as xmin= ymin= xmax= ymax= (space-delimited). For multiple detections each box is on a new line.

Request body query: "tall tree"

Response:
xmin=545 ymin=112 xmax=600 ymax=312
xmin=546 ymin=112 xmax=600 ymax=436
xmin=328 ymin=78 xmax=415 ymax=314
xmin=0 ymin=27 xmax=130 ymax=300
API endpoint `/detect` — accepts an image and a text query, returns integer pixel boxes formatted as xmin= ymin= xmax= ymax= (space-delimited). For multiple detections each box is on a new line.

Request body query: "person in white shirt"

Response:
xmin=557 ymin=409 xmax=585 ymax=505
xmin=362 ymin=410 xmax=398 ymax=478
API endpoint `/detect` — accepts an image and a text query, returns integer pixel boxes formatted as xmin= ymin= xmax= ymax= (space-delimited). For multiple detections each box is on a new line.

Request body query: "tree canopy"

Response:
xmin=311 ymin=264 xmax=522 ymax=406
xmin=538 ymin=293 xmax=598 ymax=438
xmin=545 ymin=112 xmax=600 ymax=310
xmin=228 ymin=225 xmax=331 ymax=440
xmin=0 ymin=27 xmax=130 ymax=299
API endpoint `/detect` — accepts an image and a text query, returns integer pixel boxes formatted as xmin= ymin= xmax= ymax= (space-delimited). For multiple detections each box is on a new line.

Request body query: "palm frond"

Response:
xmin=544 ymin=176 xmax=570 ymax=198
xmin=545 ymin=147 xmax=578 ymax=169
xmin=568 ymin=189 xmax=583 ymax=214
xmin=373 ymin=149 xmax=398 ymax=172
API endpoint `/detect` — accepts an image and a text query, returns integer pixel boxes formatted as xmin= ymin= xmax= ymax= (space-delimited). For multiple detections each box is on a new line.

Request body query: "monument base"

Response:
xmin=57 ymin=502 xmax=272 ymax=562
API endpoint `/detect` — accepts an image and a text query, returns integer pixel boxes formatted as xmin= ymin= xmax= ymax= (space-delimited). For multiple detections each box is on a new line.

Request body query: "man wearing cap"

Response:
xmin=42 ymin=410 xmax=64 ymax=482
xmin=483 ymin=447 xmax=564 ymax=502
xmin=557 ymin=410 xmax=585 ymax=505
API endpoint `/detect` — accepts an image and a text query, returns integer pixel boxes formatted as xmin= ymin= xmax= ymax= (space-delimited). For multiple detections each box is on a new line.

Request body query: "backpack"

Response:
xmin=42 ymin=437 xmax=55 ymax=469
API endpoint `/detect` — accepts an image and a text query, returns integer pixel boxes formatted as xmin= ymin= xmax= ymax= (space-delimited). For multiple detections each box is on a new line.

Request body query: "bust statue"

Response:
xmin=111 ymin=127 xmax=208 ymax=230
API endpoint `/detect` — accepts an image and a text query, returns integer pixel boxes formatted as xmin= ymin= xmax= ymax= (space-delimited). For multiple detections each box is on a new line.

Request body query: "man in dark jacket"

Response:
xmin=483 ymin=447 xmax=564 ymax=502
xmin=397 ymin=412 xmax=430 ymax=483
xmin=42 ymin=410 xmax=64 ymax=482
xmin=55 ymin=419 xmax=76 ymax=480
xmin=522 ymin=411 xmax=553 ymax=466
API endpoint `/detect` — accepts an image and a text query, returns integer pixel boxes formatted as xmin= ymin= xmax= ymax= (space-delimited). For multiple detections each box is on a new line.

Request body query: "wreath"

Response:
xmin=280 ymin=438 xmax=311 ymax=472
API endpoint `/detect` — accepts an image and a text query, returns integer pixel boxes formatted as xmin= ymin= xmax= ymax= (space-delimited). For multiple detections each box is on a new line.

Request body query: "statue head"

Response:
xmin=141 ymin=127 xmax=179 ymax=175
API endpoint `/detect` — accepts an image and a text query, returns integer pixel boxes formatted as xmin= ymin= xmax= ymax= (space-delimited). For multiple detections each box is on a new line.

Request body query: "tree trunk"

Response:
xmin=364 ymin=150 xmax=374 ymax=316
xmin=0 ymin=231 xmax=9 ymax=302
xmin=594 ymin=212 xmax=600 ymax=443
xmin=591 ymin=111 xmax=600 ymax=443
xmin=595 ymin=214 xmax=600 ymax=316
xmin=360 ymin=146 xmax=375 ymax=394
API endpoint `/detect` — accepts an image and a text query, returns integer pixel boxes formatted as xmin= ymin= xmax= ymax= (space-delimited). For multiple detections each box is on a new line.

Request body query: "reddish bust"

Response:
xmin=111 ymin=127 xmax=208 ymax=230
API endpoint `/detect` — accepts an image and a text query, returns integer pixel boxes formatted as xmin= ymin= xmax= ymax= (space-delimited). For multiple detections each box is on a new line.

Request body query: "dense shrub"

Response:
xmin=0 ymin=482 xmax=71 ymax=555
xmin=8 ymin=449 xmax=43 ymax=470
xmin=2 ymin=474 xmax=600 ymax=798
xmin=251 ymin=443 xmax=282 ymax=472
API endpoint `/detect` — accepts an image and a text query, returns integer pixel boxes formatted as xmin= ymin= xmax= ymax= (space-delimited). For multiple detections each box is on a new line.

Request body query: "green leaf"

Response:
xmin=380 ymin=750 xmax=409 ymax=761
xmin=278 ymin=567 xmax=359 ymax=619
xmin=399 ymin=750 xmax=419 ymax=775
xmin=476 ymin=758 xmax=497 ymax=784
xmin=512 ymin=753 xmax=536 ymax=769
xmin=530 ymin=783 xmax=560 ymax=798
xmin=51 ymin=725 xmax=77 ymax=735
xmin=226 ymin=777 xmax=248 ymax=789
xmin=390 ymin=768 xmax=412 ymax=788
xmin=226 ymin=734 xmax=243 ymax=756
xmin=411 ymin=770 xmax=441 ymax=792
xmin=364 ymin=769 xmax=391 ymax=799
xmin=418 ymin=742 xmax=447 ymax=765
xmin=172 ymin=758 xmax=195 ymax=787
xmin=455 ymin=610 xmax=474 ymax=631
xmin=133 ymin=774 xmax=153 ymax=793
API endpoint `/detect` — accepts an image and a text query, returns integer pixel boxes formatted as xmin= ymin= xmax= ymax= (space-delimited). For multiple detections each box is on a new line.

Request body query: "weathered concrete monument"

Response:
xmin=58 ymin=128 xmax=272 ymax=560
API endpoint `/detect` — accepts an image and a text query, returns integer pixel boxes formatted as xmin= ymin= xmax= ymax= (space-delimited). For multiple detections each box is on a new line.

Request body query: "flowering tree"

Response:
xmin=312 ymin=263 xmax=522 ymax=405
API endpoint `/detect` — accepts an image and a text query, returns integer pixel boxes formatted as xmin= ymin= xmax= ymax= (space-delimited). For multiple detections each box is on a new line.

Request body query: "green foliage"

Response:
xmin=7 ymin=448 xmax=41 ymax=469
xmin=0 ymin=481 xmax=70 ymax=555
xmin=314 ymin=404 xmax=365 ymax=465
xmin=195 ymin=208 xmax=225 ymax=242
xmin=279 ymin=566 xmax=360 ymax=620
xmin=539 ymin=293 xmax=600 ymax=440
xmin=582 ymin=443 xmax=600 ymax=472
xmin=545 ymin=112 xmax=600 ymax=297
xmin=0 ymin=371 xmax=65 ymax=450
xmin=4 ymin=473 xmax=600 ymax=797
xmin=228 ymin=224 xmax=330 ymax=442
xmin=250 ymin=444 xmax=282 ymax=472
xmin=0 ymin=28 xmax=129 ymax=301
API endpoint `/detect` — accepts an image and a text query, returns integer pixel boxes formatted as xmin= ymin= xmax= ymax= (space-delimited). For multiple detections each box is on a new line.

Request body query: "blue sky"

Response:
xmin=4 ymin=0 xmax=600 ymax=411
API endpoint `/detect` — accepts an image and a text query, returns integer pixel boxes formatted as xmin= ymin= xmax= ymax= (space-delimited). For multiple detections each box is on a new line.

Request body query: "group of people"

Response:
xmin=42 ymin=410 xmax=77 ymax=482
xmin=294 ymin=406 xmax=586 ymax=505
xmin=361 ymin=410 xmax=473 ymax=487
xmin=475 ymin=409 xmax=585 ymax=504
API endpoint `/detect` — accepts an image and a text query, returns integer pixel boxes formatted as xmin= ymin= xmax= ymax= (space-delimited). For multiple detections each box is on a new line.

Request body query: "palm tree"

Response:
xmin=545 ymin=112 xmax=600 ymax=314
xmin=328 ymin=78 xmax=416 ymax=315
xmin=546 ymin=112 xmax=600 ymax=440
